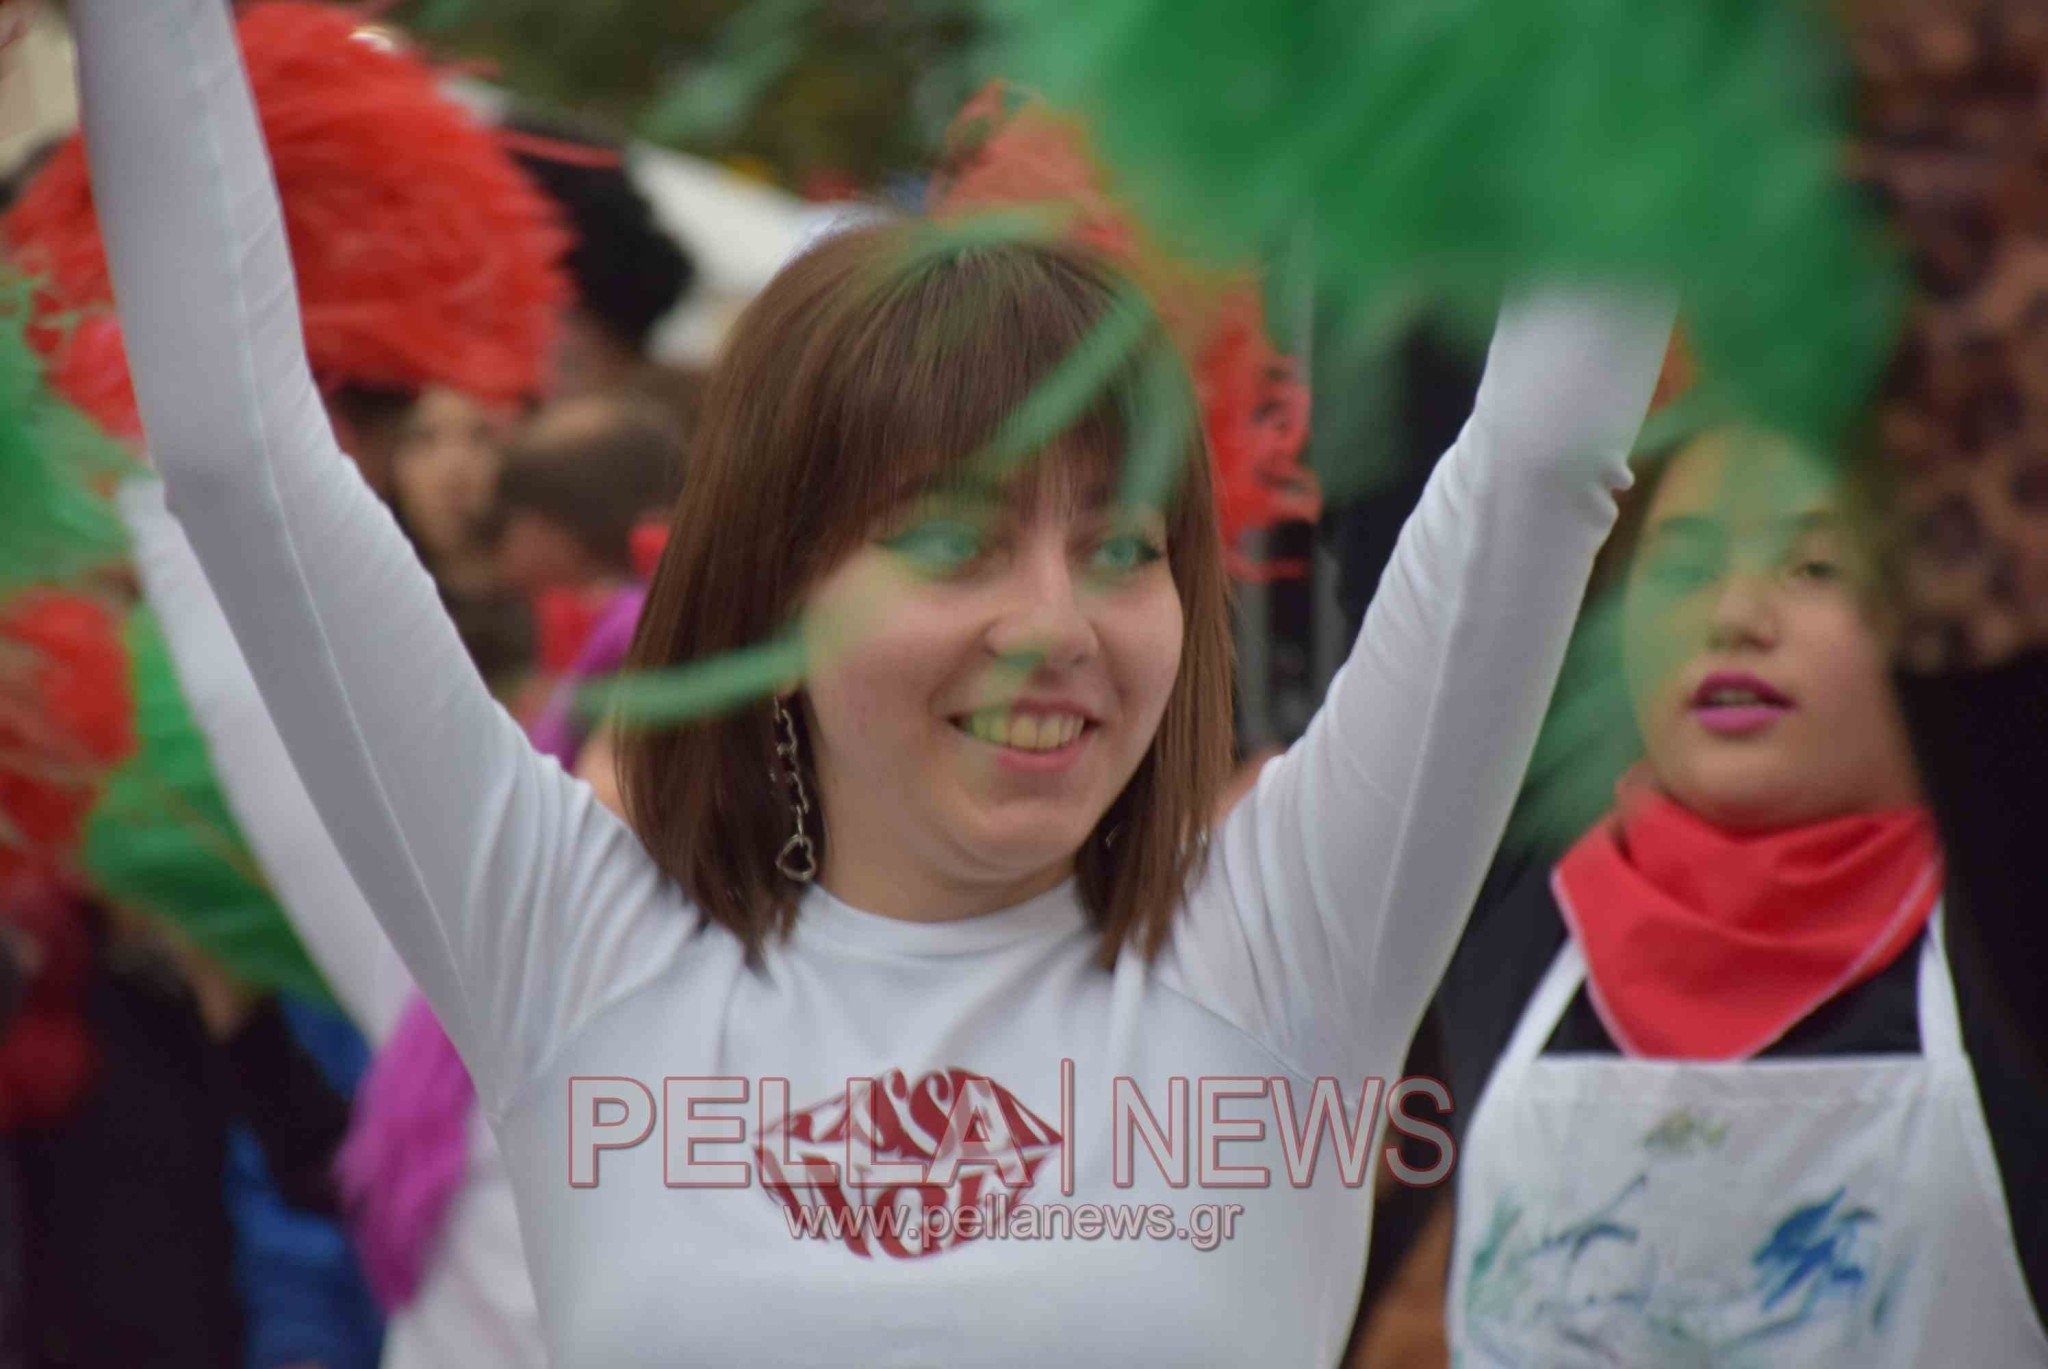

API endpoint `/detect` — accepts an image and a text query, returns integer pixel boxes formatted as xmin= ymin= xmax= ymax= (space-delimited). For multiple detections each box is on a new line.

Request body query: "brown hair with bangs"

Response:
xmin=617 ymin=222 xmax=1234 ymax=962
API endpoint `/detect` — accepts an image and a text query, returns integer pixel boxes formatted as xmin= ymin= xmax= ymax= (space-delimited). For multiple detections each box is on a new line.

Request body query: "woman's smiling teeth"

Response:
xmin=957 ymin=709 xmax=1089 ymax=751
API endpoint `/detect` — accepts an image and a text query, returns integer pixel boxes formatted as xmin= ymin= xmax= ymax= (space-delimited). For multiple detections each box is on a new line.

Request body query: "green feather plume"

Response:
xmin=80 ymin=608 xmax=335 ymax=1005
xmin=988 ymin=0 xmax=1903 ymax=480
xmin=0 ymin=280 xmax=134 ymax=592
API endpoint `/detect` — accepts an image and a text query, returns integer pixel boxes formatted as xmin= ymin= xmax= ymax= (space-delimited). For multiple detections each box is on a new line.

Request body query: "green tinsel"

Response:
xmin=80 ymin=608 xmax=334 ymax=1005
xmin=989 ymin=0 xmax=1903 ymax=474
xmin=582 ymin=629 xmax=807 ymax=729
xmin=0 ymin=283 xmax=135 ymax=592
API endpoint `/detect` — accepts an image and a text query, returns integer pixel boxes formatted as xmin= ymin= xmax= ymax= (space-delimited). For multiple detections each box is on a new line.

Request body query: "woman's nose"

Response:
xmin=1705 ymin=571 xmax=1779 ymax=651
xmin=983 ymin=538 xmax=1099 ymax=672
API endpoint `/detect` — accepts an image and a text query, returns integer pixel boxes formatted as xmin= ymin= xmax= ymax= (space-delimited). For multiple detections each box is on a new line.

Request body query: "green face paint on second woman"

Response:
xmin=1622 ymin=429 xmax=1922 ymax=831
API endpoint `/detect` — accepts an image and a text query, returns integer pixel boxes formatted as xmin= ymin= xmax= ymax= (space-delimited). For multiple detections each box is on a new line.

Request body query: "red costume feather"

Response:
xmin=930 ymin=81 xmax=1320 ymax=580
xmin=1 ymin=2 xmax=570 ymax=438
xmin=0 ymin=589 xmax=134 ymax=885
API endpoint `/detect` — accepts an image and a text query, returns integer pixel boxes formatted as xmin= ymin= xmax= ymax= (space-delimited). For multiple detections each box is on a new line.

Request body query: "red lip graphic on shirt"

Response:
xmin=756 ymin=1067 xmax=1061 ymax=1259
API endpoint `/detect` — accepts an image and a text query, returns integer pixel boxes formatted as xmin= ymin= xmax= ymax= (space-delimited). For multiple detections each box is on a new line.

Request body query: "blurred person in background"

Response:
xmin=222 ymin=1010 xmax=380 ymax=1369
xmin=1432 ymin=425 xmax=2048 ymax=1363
xmin=490 ymin=394 xmax=684 ymax=712
xmin=497 ymin=395 xmax=687 ymax=807
xmin=1426 ymin=11 xmax=2048 ymax=1364
xmin=388 ymin=387 xmax=537 ymax=702
xmin=0 ymin=850 xmax=366 ymax=1366
xmin=493 ymin=396 xmax=683 ymax=603
xmin=172 ymin=936 xmax=380 ymax=1369
xmin=2 ymin=1 xmax=570 ymax=696
xmin=503 ymin=112 xmax=696 ymax=405
xmin=0 ymin=872 xmax=227 ymax=1366
xmin=0 ymin=577 xmax=306 ymax=1369
xmin=390 ymin=389 xmax=518 ymax=602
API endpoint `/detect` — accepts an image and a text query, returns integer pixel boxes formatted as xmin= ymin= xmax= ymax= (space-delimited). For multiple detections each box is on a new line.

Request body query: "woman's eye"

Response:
xmin=882 ymin=518 xmax=984 ymax=574
xmin=1088 ymin=532 xmax=1165 ymax=577
xmin=1789 ymin=556 xmax=1841 ymax=584
xmin=1643 ymin=547 xmax=1720 ymax=592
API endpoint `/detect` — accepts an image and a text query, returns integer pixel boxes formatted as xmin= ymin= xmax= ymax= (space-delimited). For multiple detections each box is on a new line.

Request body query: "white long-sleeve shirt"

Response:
xmin=73 ymin=0 xmax=1670 ymax=1361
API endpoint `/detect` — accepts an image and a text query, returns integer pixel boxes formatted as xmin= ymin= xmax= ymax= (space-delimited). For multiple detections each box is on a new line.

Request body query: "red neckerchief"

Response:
xmin=1553 ymin=777 xmax=1942 ymax=1061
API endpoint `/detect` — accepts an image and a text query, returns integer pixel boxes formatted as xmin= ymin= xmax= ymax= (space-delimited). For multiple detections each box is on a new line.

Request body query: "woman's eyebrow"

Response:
xmin=886 ymin=477 xmax=1001 ymax=517
xmin=1066 ymin=478 xmax=1127 ymax=515
xmin=1744 ymin=510 xmax=1842 ymax=555
xmin=1645 ymin=513 xmax=1724 ymax=545
xmin=1779 ymin=510 xmax=1841 ymax=535
xmin=928 ymin=470 xmax=1010 ymax=504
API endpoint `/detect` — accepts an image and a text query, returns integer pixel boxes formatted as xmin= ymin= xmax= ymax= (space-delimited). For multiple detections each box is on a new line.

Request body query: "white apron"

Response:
xmin=1448 ymin=912 xmax=2048 ymax=1367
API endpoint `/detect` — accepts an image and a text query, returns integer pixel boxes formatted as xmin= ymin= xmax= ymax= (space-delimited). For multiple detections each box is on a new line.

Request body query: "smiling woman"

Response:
xmin=73 ymin=0 xmax=1675 ymax=1360
xmin=620 ymin=226 xmax=1232 ymax=946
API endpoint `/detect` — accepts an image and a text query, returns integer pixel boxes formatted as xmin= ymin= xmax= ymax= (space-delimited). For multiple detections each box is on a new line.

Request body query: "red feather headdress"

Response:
xmin=1 ymin=1 xmax=571 ymax=439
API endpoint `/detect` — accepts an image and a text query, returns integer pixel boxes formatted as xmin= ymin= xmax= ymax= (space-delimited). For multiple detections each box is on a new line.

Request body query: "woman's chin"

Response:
xmin=944 ymin=811 xmax=1099 ymax=888
xmin=1668 ymin=771 xmax=1812 ymax=832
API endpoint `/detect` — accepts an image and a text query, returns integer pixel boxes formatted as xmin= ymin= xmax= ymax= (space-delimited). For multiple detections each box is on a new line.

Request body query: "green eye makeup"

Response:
xmin=1087 ymin=532 xmax=1166 ymax=577
xmin=882 ymin=517 xmax=985 ymax=574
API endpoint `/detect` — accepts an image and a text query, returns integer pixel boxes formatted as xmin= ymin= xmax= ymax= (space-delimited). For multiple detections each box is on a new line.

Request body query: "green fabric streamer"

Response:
xmin=968 ymin=279 xmax=1156 ymax=480
xmin=0 ymin=283 xmax=135 ymax=592
xmin=989 ymin=0 xmax=1903 ymax=477
xmin=1116 ymin=340 xmax=1196 ymax=513
xmin=580 ymin=630 xmax=808 ymax=730
xmin=80 ymin=608 xmax=334 ymax=1005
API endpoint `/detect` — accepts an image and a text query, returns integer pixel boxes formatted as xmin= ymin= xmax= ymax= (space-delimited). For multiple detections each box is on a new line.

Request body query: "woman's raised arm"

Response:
xmin=119 ymin=478 xmax=414 ymax=1046
xmin=1168 ymin=289 xmax=1674 ymax=1082
xmin=73 ymin=0 xmax=678 ymax=1112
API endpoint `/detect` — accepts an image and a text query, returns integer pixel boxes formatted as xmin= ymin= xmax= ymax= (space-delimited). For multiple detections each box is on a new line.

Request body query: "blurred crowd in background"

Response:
xmin=2 ymin=2 xmax=2046 ymax=1367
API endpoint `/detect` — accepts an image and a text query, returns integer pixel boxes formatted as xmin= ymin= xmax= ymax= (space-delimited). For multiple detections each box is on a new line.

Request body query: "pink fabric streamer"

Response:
xmin=335 ymin=992 xmax=475 ymax=1310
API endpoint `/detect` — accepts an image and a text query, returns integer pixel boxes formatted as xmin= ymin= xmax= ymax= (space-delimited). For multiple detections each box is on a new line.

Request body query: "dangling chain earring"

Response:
xmin=771 ymin=695 xmax=817 ymax=883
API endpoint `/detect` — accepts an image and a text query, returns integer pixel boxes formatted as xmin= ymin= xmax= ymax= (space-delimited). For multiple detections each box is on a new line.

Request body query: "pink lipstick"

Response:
xmin=1689 ymin=670 xmax=1794 ymax=738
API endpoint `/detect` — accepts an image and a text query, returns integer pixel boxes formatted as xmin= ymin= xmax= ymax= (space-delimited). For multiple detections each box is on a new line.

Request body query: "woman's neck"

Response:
xmin=816 ymin=854 xmax=1074 ymax=925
